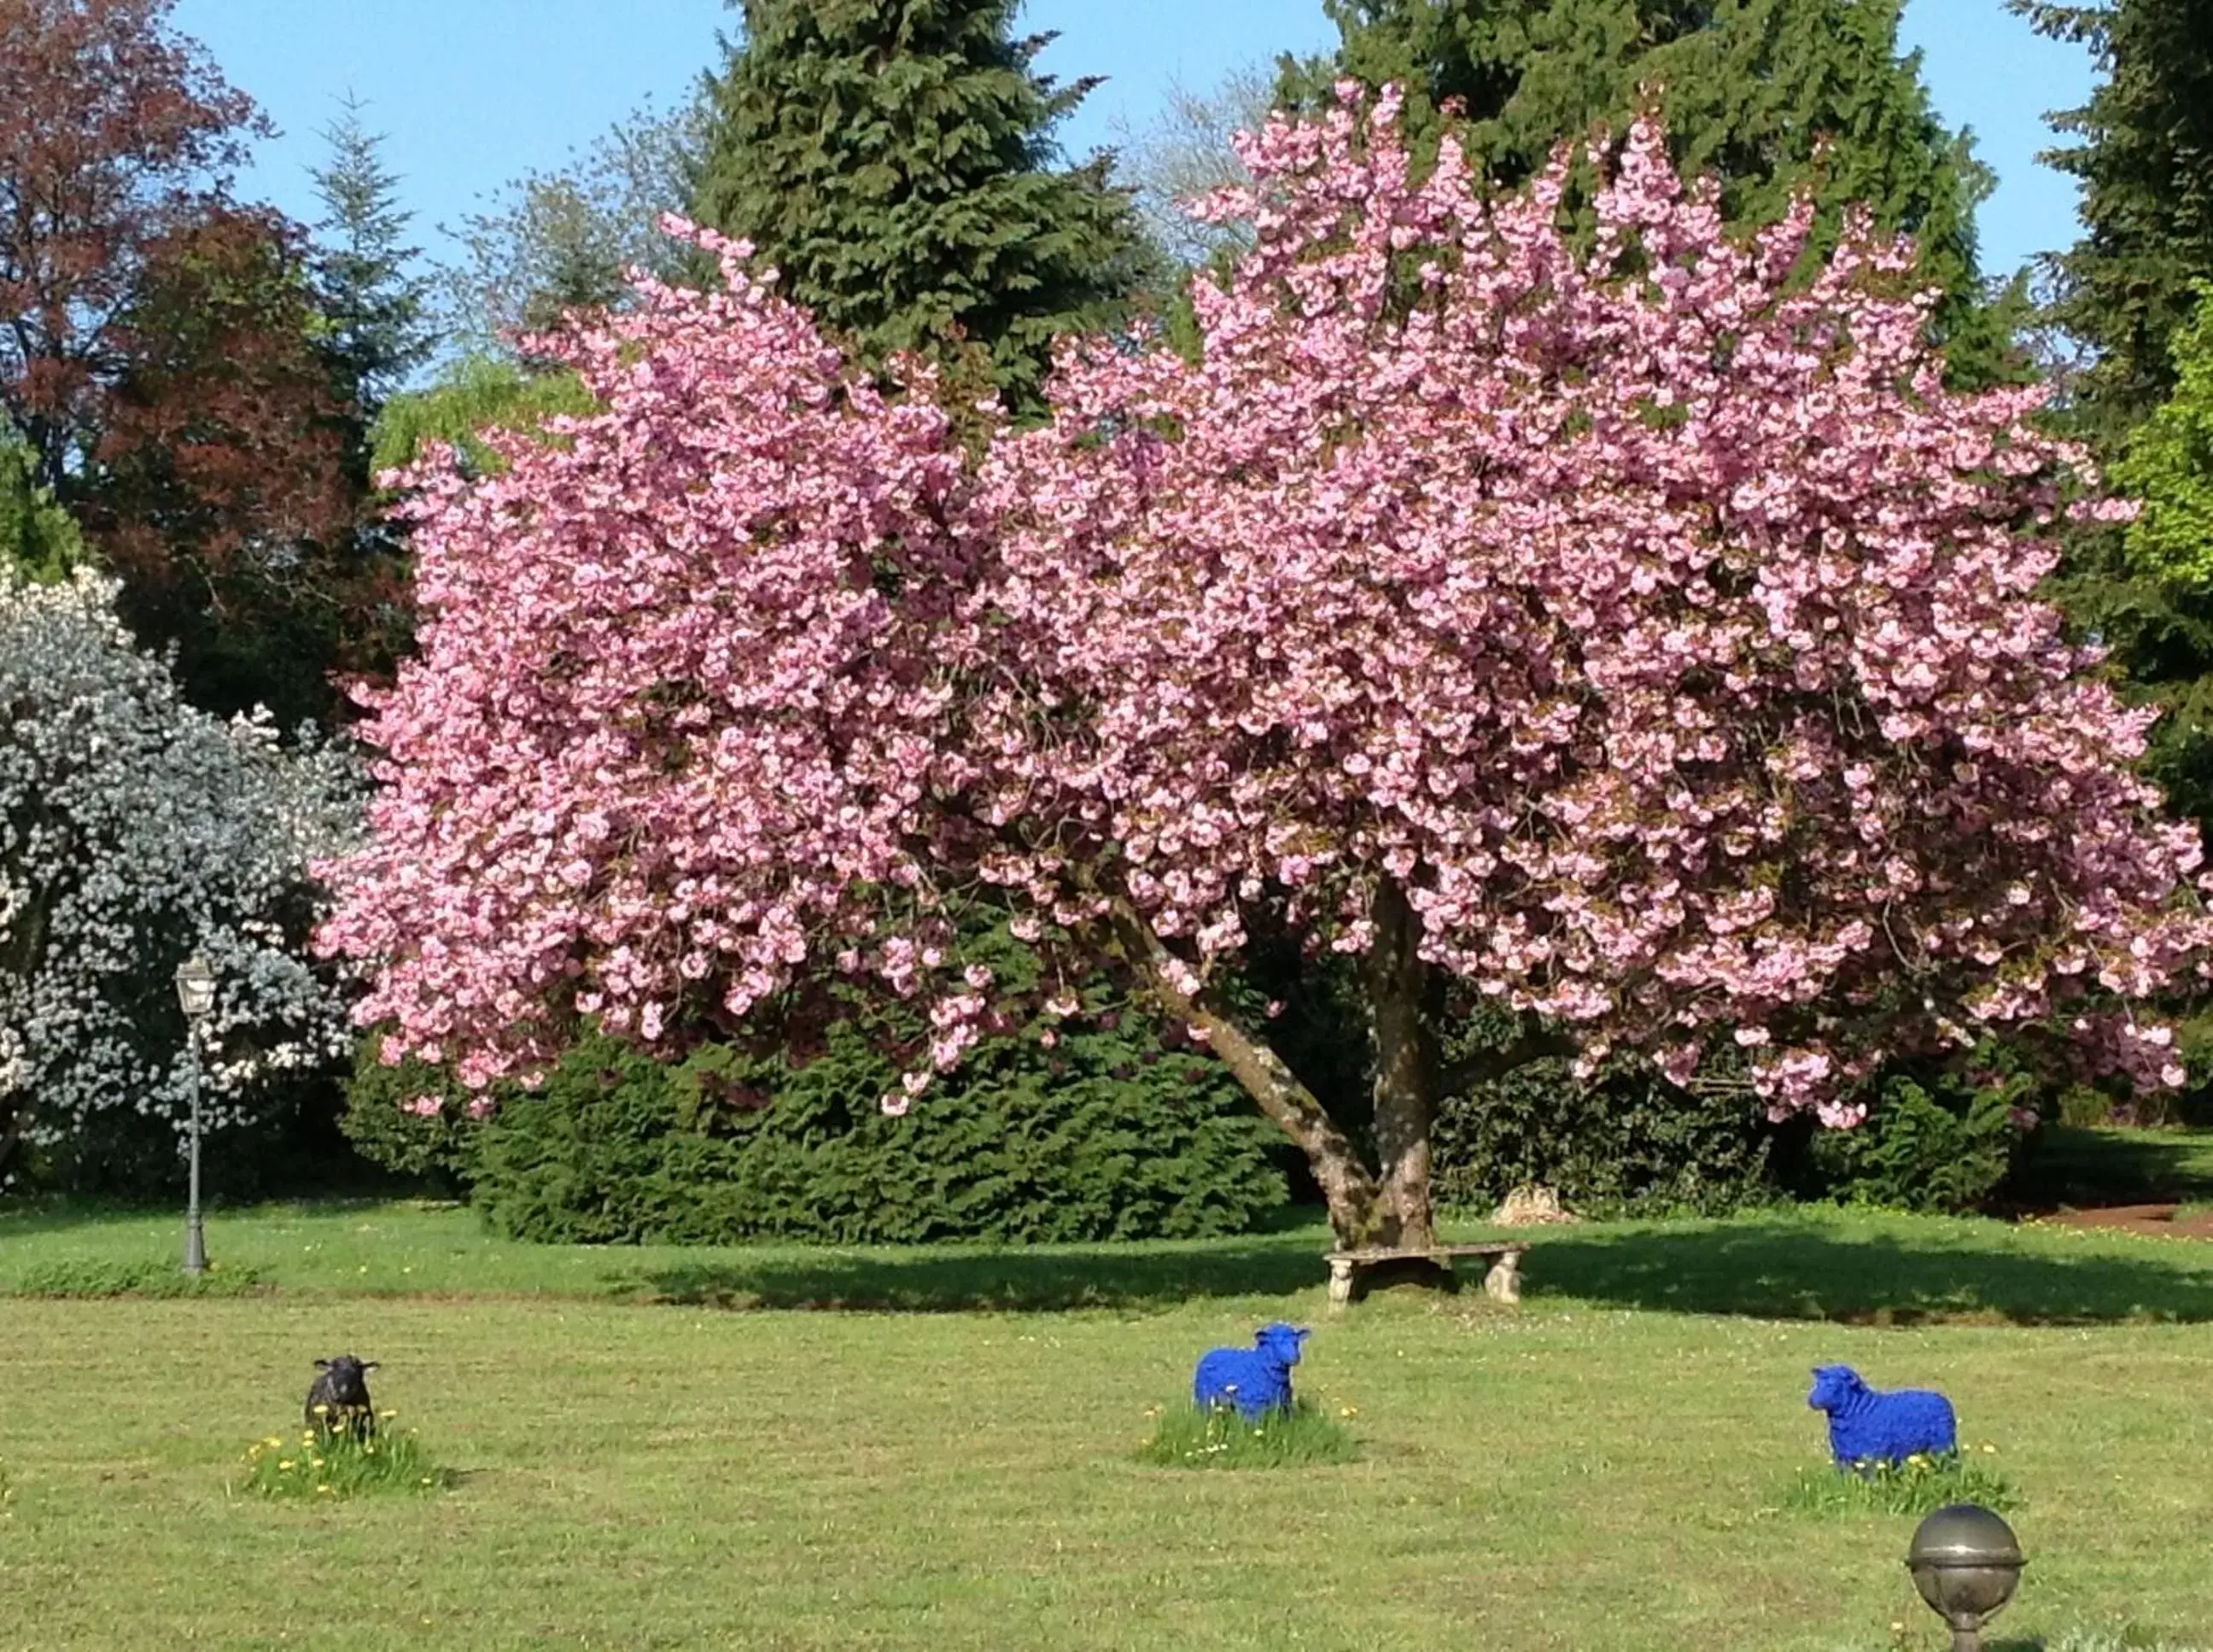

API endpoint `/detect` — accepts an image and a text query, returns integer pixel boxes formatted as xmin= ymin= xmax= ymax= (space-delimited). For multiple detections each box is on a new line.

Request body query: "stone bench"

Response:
xmin=1323 ymin=1242 xmax=1528 ymax=1311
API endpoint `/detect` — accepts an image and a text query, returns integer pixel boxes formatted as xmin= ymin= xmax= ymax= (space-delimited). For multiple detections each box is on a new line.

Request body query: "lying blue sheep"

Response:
xmin=1194 ymin=1322 xmax=1311 ymax=1421
xmin=1808 ymin=1363 xmax=1958 ymax=1465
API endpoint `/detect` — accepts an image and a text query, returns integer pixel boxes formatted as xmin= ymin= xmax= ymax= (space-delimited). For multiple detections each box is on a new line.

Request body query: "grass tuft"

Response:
xmin=11 ymin=1258 xmax=265 ymax=1299
xmin=1779 ymin=1448 xmax=2019 ymax=1517
xmin=1136 ymin=1399 xmax=1361 ymax=1468
xmin=231 ymin=1416 xmax=452 ymax=1501
xmin=2035 ymin=1631 xmax=2213 ymax=1652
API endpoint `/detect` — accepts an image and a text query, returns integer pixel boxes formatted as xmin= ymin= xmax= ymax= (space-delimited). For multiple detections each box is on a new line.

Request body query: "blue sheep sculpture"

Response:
xmin=1808 ymin=1363 xmax=1958 ymax=1465
xmin=1194 ymin=1322 xmax=1311 ymax=1421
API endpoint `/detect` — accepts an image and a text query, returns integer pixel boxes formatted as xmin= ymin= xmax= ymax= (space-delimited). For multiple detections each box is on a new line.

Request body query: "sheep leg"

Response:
xmin=1482 ymin=1250 xmax=1524 ymax=1305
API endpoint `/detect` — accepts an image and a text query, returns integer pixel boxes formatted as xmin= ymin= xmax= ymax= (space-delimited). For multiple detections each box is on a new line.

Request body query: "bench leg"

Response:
xmin=1483 ymin=1250 xmax=1524 ymax=1305
xmin=1326 ymin=1258 xmax=1356 ymax=1314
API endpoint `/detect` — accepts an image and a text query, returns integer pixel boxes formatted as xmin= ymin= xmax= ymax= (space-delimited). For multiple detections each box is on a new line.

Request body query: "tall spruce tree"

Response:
xmin=2016 ymin=0 xmax=2213 ymax=439
xmin=1281 ymin=0 xmax=2017 ymax=382
xmin=687 ymin=0 xmax=1154 ymax=408
xmin=2017 ymin=0 xmax=2213 ymax=912
xmin=311 ymin=95 xmax=435 ymax=418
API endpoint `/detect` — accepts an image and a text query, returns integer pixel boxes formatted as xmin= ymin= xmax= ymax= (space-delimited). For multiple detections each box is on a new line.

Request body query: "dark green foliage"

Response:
xmin=310 ymin=95 xmax=435 ymax=418
xmin=1430 ymin=1048 xmax=1782 ymax=1217
xmin=339 ymin=1036 xmax=484 ymax=1194
xmin=467 ymin=1016 xmax=1289 ymax=1246
xmin=689 ymin=0 xmax=1156 ymax=409
xmin=343 ymin=916 xmax=1290 ymax=1245
xmin=2016 ymin=0 xmax=2213 ymax=438
xmin=2071 ymin=297 xmax=2213 ymax=1013
xmin=25 ymin=1071 xmax=368 ymax=1204
xmin=1218 ymin=938 xmax=1374 ymax=1153
xmin=1227 ymin=944 xmax=1778 ymax=1217
xmin=1802 ymin=1062 xmax=2036 ymax=1214
xmin=2050 ymin=527 xmax=2213 ymax=957
xmin=2023 ymin=0 xmax=2213 ymax=1044
xmin=1280 ymin=0 xmax=2021 ymax=384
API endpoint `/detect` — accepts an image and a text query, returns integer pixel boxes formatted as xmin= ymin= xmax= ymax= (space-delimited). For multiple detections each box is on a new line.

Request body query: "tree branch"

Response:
xmin=1437 ymin=1015 xmax=1581 ymax=1096
xmin=1106 ymin=898 xmax=1387 ymax=1241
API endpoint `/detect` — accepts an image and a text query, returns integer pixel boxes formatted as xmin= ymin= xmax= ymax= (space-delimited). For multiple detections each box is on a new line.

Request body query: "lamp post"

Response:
xmin=1906 ymin=1503 xmax=2025 ymax=1652
xmin=173 ymin=953 xmax=216 ymax=1277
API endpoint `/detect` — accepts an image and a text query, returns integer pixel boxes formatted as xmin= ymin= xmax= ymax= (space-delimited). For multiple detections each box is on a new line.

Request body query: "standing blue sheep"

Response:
xmin=1807 ymin=1364 xmax=1958 ymax=1465
xmin=1193 ymin=1322 xmax=1311 ymax=1421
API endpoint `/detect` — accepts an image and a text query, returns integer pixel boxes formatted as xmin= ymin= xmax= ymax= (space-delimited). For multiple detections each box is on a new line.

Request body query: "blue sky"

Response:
xmin=172 ymin=0 xmax=2094 ymax=287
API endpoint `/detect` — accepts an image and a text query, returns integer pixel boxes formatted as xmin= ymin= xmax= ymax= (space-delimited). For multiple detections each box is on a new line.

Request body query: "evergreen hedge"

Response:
xmin=344 ymin=1007 xmax=1291 ymax=1246
xmin=1429 ymin=1054 xmax=1784 ymax=1218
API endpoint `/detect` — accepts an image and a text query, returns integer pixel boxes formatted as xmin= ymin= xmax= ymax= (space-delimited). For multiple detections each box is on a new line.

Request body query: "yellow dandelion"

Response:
xmin=311 ymin=1458 xmax=324 ymax=1470
xmin=277 ymin=1460 xmax=295 ymax=1471
xmin=312 ymin=1404 xmax=330 ymax=1416
xmin=419 ymin=1475 xmax=435 ymax=1486
xmin=1339 ymin=1406 xmax=1359 ymax=1418
xmin=317 ymin=1485 xmax=336 ymax=1496
xmin=265 ymin=1435 xmax=283 ymax=1449
xmin=1981 ymin=1443 xmax=1999 ymax=1455
xmin=378 ymin=1410 xmax=396 ymax=1420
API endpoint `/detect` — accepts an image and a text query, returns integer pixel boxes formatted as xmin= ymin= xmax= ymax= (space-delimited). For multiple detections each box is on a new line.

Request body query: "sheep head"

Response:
xmin=1807 ymin=1364 xmax=1865 ymax=1413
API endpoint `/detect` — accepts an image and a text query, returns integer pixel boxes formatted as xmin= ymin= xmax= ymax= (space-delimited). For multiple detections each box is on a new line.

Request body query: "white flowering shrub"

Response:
xmin=0 ymin=568 xmax=360 ymax=1181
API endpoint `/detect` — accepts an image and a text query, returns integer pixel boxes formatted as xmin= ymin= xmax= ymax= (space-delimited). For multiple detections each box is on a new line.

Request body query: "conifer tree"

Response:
xmin=311 ymin=95 xmax=435 ymax=417
xmin=2016 ymin=0 xmax=2213 ymax=438
xmin=687 ymin=0 xmax=1153 ymax=407
xmin=2013 ymin=0 xmax=2213 ymax=872
xmin=1281 ymin=0 xmax=2017 ymax=382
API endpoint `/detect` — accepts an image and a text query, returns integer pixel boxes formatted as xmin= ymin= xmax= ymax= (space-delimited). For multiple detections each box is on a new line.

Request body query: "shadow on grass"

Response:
xmin=622 ymin=1234 xmax=1329 ymax=1314
xmin=626 ymin=1214 xmax=2213 ymax=1323
xmin=1525 ymin=1219 xmax=2213 ymax=1325
xmin=0 ymin=1193 xmax=399 ymax=1240
xmin=2015 ymin=1125 xmax=2213 ymax=1208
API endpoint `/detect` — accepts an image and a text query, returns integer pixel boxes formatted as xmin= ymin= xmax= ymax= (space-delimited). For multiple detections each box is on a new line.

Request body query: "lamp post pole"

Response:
xmin=183 ymin=1036 xmax=207 ymax=1276
xmin=173 ymin=954 xmax=216 ymax=1278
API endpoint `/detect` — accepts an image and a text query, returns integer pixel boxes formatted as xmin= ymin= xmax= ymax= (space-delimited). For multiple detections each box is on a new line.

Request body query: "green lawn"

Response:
xmin=2018 ymin=1124 xmax=2213 ymax=1208
xmin=2 ymin=1197 xmax=2210 ymax=1650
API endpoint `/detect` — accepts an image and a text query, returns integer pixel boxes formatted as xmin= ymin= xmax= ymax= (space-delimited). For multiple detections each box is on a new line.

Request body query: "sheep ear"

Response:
xmin=362 ymin=1362 xmax=379 ymax=1372
xmin=314 ymin=1359 xmax=330 ymax=1370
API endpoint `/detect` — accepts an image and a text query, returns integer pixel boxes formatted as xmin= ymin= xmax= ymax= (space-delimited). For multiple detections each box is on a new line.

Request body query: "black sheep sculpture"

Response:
xmin=305 ymin=1354 xmax=379 ymax=1443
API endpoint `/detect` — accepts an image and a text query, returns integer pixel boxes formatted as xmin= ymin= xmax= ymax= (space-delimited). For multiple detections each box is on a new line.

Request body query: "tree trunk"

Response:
xmin=1365 ymin=878 xmax=1439 ymax=1252
xmin=1109 ymin=903 xmax=1392 ymax=1246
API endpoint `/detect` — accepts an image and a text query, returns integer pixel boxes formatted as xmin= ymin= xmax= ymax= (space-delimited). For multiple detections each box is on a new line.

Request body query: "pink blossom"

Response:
xmin=318 ymin=89 xmax=2211 ymax=1137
